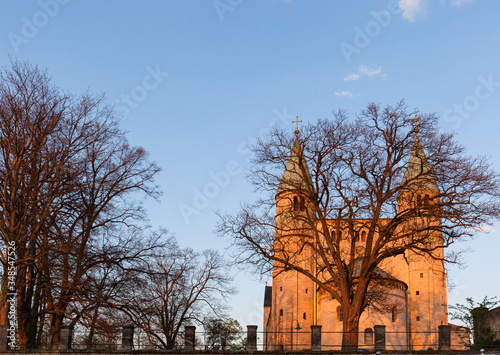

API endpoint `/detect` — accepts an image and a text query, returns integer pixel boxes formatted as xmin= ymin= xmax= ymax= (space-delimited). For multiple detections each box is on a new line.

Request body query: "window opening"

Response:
xmin=337 ymin=306 xmax=343 ymax=321
xmin=293 ymin=196 xmax=299 ymax=211
xmin=364 ymin=328 xmax=373 ymax=345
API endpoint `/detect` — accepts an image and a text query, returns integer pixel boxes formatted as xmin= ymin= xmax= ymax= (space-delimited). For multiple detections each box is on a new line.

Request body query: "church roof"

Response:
xmin=322 ymin=258 xmax=408 ymax=289
xmin=351 ymin=258 xmax=407 ymax=289
xmin=277 ymin=136 xmax=313 ymax=195
xmin=401 ymin=136 xmax=439 ymax=192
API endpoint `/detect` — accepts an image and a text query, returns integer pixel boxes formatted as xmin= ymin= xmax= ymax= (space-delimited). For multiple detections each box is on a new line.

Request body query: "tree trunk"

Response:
xmin=36 ymin=313 xmax=45 ymax=349
xmin=166 ymin=335 xmax=176 ymax=350
xmin=342 ymin=307 xmax=361 ymax=351
xmin=26 ymin=315 xmax=38 ymax=349
xmin=0 ymin=273 xmax=8 ymax=327
xmin=87 ymin=306 xmax=100 ymax=349
xmin=18 ymin=286 xmax=32 ymax=349
xmin=26 ymin=271 xmax=43 ymax=349
xmin=50 ymin=314 xmax=63 ymax=350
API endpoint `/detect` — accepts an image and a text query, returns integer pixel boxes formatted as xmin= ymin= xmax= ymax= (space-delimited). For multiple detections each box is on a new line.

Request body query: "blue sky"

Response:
xmin=1 ymin=0 xmax=500 ymax=329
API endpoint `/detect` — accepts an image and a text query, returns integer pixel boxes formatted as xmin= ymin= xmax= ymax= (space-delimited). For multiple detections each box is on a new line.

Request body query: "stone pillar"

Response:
xmin=311 ymin=325 xmax=322 ymax=351
xmin=438 ymin=325 xmax=451 ymax=350
xmin=247 ymin=325 xmax=257 ymax=350
xmin=374 ymin=325 xmax=386 ymax=351
xmin=121 ymin=325 xmax=134 ymax=351
xmin=0 ymin=325 xmax=7 ymax=350
xmin=185 ymin=325 xmax=196 ymax=350
xmin=59 ymin=325 xmax=74 ymax=350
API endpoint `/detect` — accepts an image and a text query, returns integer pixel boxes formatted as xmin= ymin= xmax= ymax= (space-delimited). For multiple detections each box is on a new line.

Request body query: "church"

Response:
xmin=262 ymin=127 xmax=465 ymax=351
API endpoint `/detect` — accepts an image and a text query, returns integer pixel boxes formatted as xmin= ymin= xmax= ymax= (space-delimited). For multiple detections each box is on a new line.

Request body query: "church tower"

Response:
xmin=266 ymin=130 xmax=316 ymax=350
xmin=398 ymin=135 xmax=448 ymax=350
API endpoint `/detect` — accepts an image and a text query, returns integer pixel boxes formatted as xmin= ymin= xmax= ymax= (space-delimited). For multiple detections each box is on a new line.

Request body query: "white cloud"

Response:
xmin=450 ymin=0 xmax=473 ymax=7
xmin=358 ymin=65 xmax=383 ymax=76
xmin=399 ymin=0 xmax=425 ymax=22
xmin=344 ymin=73 xmax=360 ymax=81
xmin=334 ymin=91 xmax=356 ymax=98
xmin=344 ymin=65 xmax=387 ymax=81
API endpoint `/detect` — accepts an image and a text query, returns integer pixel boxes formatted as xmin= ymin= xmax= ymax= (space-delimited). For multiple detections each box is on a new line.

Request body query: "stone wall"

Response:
xmin=0 ymin=350 xmax=494 ymax=355
xmin=483 ymin=306 xmax=500 ymax=340
xmin=0 ymin=324 xmax=466 ymax=353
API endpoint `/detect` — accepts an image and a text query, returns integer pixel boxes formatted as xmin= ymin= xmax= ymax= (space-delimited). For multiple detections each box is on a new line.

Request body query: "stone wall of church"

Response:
xmin=269 ymin=270 xmax=314 ymax=350
xmin=316 ymin=282 xmax=408 ymax=351
xmin=481 ymin=306 xmax=500 ymax=341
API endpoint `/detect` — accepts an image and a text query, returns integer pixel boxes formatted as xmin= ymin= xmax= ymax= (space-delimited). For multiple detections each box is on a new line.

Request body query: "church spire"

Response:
xmin=277 ymin=122 xmax=312 ymax=195
xmin=401 ymin=135 xmax=439 ymax=192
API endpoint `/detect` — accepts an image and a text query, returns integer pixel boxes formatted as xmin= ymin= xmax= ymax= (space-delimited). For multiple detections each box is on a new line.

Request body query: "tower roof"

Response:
xmin=401 ymin=136 xmax=439 ymax=192
xmin=277 ymin=136 xmax=313 ymax=195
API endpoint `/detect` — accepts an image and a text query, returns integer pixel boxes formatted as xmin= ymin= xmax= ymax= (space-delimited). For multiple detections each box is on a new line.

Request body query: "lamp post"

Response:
xmin=290 ymin=319 xmax=302 ymax=350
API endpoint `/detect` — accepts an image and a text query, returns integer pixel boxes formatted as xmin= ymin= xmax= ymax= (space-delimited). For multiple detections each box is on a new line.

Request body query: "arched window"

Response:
xmin=279 ymin=309 xmax=283 ymax=316
xmin=364 ymin=328 xmax=373 ymax=345
xmin=361 ymin=230 xmax=367 ymax=242
xmin=337 ymin=306 xmax=343 ymax=321
xmin=392 ymin=306 xmax=397 ymax=322
xmin=337 ymin=230 xmax=342 ymax=240
xmin=292 ymin=196 xmax=305 ymax=211
xmin=303 ymin=312 xmax=306 ymax=320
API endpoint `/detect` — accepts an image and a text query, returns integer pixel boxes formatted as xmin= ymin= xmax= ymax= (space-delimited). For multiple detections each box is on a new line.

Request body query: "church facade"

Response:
xmin=263 ymin=134 xmax=464 ymax=351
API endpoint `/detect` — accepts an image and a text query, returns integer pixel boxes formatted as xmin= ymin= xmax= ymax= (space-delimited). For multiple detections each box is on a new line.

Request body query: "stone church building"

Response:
xmin=263 ymin=132 xmax=465 ymax=351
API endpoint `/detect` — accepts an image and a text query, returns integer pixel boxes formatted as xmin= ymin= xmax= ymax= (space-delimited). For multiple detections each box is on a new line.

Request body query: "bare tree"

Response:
xmin=126 ymin=236 xmax=235 ymax=350
xmin=59 ymin=228 xmax=163 ymax=349
xmin=0 ymin=61 xmax=161 ymax=349
xmin=217 ymin=101 xmax=500 ymax=350
xmin=0 ymin=61 xmax=78 ymax=348
xmin=43 ymin=111 xmax=160 ymax=349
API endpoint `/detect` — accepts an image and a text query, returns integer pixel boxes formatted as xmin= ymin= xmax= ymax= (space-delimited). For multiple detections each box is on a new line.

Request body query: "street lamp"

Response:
xmin=290 ymin=319 xmax=302 ymax=350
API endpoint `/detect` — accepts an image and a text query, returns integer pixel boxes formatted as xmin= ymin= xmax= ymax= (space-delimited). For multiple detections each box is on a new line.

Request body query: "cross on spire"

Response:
xmin=411 ymin=114 xmax=421 ymax=135
xmin=293 ymin=116 xmax=302 ymax=135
